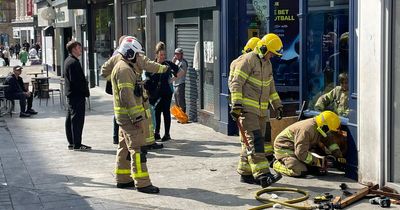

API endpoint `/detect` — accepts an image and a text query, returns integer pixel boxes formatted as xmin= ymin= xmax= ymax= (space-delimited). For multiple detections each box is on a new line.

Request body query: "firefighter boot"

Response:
xmin=258 ymin=173 xmax=282 ymax=188
xmin=116 ymin=181 xmax=135 ymax=189
xmin=137 ymin=185 xmax=160 ymax=194
xmin=240 ymin=175 xmax=256 ymax=184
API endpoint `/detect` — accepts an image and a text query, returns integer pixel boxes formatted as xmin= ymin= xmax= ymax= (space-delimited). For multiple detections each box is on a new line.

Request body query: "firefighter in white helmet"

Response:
xmin=111 ymin=37 xmax=168 ymax=193
xmin=228 ymin=33 xmax=284 ymax=187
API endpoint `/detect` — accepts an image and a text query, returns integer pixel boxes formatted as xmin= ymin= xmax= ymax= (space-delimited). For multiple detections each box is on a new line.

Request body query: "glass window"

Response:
xmin=202 ymin=18 xmax=214 ymax=113
xmin=306 ymin=0 xmax=350 ymax=117
xmin=391 ymin=0 xmax=400 ymax=183
xmin=245 ymin=0 xmax=300 ymax=109
xmin=123 ymin=1 xmax=146 ymax=46
xmin=94 ymin=5 xmax=114 ymax=70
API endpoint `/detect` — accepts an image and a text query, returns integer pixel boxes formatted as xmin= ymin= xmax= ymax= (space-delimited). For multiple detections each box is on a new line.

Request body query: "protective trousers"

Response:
xmin=264 ymin=121 xmax=273 ymax=157
xmin=273 ymin=157 xmax=308 ymax=177
xmin=237 ymin=112 xmax=271 ymax=179
xmin=115 ymin=122 xmax=152 ymax=188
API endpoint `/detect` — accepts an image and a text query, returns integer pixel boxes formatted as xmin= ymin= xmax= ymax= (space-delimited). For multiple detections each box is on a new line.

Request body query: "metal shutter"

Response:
xmin=175 ymin=25 xmax=198 ymax=68
xmin=175 ymin=25 xmax=198 ymax=122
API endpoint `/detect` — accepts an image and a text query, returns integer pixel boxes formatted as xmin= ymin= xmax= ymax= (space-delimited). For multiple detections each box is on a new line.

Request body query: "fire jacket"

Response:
xmin=228 ymin=51 xmax=282 ymax=117
xmin=111 ymin=57 xmax=167 ymax=125
xmin=273 ymin=118 xmax=343 ymax=166
xmin=315 ymin=86 xmax=349 ymax=117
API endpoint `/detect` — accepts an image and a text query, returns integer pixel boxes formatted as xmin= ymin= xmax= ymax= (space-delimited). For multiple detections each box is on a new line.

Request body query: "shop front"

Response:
xmin=152 ymin=0 xmax=221 ymax=130
xmin=233 ymin=0 xmax=358 ymax=179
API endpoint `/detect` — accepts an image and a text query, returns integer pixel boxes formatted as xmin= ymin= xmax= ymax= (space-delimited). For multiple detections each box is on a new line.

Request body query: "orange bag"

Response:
xmin=170 ymin=105 xmax=188 ymax=124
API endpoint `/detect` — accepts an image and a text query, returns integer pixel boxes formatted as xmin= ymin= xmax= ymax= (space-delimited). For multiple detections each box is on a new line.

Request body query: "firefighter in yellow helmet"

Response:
xmin=272 ymin=111 xmax=346 ymax=177
xmin=242 ymin=37 xmax=261 ymax=54
xmin=111 ymin=37 xmax=168 ymax=193
xmin=228 ymin=33 xmax=284 ymax=187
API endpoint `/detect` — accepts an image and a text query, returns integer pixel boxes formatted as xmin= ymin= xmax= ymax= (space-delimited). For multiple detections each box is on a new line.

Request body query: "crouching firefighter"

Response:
xmin=272 ymin=111 xmax=346 ymax=177
xmin=112 ymin=37 xmax=168 ymax=193
xmin=228 ymin=33 xmax=284 ymax=188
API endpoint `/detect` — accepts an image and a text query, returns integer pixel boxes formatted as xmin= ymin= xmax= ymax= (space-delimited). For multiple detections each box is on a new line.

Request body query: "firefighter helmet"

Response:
xmin=242 ymin=37 xmax=260 ymax=54
xmin=256 ymin=33 xmax=283 ymax=57
xmin=117 ymin=36 xmax=144 ymax=60
xmin=315 ymin=111 xmax=341 ymax=137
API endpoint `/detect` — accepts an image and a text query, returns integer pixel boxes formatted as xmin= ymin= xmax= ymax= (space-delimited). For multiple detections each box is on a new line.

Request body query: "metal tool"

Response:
xmin=236 ymin=120 xmax=254 ymax=155
xmin=369 ymin=196 xmax=391 ymax=208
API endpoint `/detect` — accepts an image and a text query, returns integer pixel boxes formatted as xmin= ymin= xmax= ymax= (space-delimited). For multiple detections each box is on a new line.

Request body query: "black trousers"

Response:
xmin=9 ymin=92 xmax=33 ymax=113
xmin=155 ymin=95 xmax=172 ymax=136
xmin=65 ymin=97 xmax=86 ymax=147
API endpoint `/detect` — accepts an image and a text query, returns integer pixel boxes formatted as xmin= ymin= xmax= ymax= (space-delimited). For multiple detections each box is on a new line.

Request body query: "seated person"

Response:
xmin=272 ymin=111 xmax=346 ymax=177
xmin=315 ymin=73 xmax=349 ymax=117
xmin=4 ymin=66 xmax=38 ymax=117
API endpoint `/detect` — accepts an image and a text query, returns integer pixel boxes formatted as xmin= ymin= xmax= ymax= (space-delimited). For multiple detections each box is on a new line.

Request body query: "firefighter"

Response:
xmin=272 ymin=111 xmax=346 ymax=177
xmin=228 ymin=37 xmax=260 ymax=81
xmin=315 ymin=73 xmax=349 ymax=117
xmin=112 ymin=37 xmax=168 ymax=194
xmin=228 ymin=33 xmax=284 ymax=187
xmin=101 ymin=36 xmax=163 ymax=150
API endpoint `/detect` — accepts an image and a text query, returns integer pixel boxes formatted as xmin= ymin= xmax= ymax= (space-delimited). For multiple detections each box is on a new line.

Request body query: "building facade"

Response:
xmin=12 ymin=0 xmax=36 ymax=46
xmin=147 ymin=0 xmax=400 ymax=189
xmin=0 ymin=0 xmax=16 ymax=46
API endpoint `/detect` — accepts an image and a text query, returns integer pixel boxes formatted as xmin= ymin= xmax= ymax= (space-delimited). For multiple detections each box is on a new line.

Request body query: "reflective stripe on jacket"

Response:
xmin=228 ymin=51 xmax=282 ymax=117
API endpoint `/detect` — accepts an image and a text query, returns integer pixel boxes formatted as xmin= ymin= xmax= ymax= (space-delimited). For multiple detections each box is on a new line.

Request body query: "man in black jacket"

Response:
xmin=64 ymin=40 xmax=91 ymax=151
xmin=4 ymin=66 xmax=37 ymax=117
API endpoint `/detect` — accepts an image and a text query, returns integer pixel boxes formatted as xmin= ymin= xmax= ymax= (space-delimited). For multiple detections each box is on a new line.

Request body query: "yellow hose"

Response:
xmin=249 ymin=187 xmax=317 ymax=210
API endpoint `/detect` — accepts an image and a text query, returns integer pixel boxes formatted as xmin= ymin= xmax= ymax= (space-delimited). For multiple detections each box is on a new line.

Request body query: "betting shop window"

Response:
xmin=246 ymin=0 xmax=300 ymax=109
xmin=306 ymin=0 xmax=350 ymax=117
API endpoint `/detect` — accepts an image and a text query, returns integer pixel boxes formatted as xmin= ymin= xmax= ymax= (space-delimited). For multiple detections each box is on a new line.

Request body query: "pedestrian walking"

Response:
xmin=19 ymin=47 xmax=28 ymax=66
xmin=9 ymin=45 xmax=14 ymax=58
xmin=172 ymin=48 xmax=188 ymax=113
xmin=15 ymin=43 xmax=21 ymax=58
xmin=2 ymin=47 xmax=10 ymax=66
xmin=111 ymin=37 xmax=168 ymax=193
xmin=64 ymin=40 xmax=91 ymax=151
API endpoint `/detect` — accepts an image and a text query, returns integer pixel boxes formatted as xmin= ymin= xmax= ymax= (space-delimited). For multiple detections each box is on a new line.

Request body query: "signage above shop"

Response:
xmin=27 ymin=0 xmax=33 ymax=16
xmin=67 ymin=0 xmax=87 ymax=9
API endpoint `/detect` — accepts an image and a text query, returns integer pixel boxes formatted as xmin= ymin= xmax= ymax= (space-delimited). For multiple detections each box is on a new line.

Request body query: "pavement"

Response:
xmin=0 ymin=59 xmax=397 ymax=209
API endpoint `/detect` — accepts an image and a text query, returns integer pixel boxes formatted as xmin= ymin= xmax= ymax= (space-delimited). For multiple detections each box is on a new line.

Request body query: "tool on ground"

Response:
xmin=339 ymin=183 xmax=352 ymax=196
xmin=369 ymin=196 xmax=391 ymax=208
xmin=236 ymin=120 xmax=255 ymax=155
xmin=314 ymin=193 xmax=333 ymax=203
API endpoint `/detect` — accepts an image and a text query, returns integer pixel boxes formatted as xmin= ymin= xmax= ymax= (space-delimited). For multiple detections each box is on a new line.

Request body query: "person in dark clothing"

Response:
xmin=145 ymin=42 xmax=183 ymax=141
xmin=23 ymin=40 xmax=30 ymax=51
xmin=64 ymin=40 xmax=91 ymax=151
xmin=4 ymin=66 xmax=38 ymax=117
xmin=15 ymin=43 xmax=21 ymax=58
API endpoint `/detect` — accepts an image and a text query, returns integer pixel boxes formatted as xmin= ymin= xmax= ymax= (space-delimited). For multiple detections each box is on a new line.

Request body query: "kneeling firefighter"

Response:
xmin=112 ymin=37 xmax=168 ymax=193
xmin=273 ymin=111 xmax=346 ymax=177
xmin=228 ymin=33 xmax=284 ymax=188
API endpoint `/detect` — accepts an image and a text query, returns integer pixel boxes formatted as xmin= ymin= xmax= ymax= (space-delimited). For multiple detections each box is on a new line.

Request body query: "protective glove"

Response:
xmin=276 ymin=107 xmax=284 ymax=120
xmin=230 ymin=105 xmax=243 ymax=121
xmin=337 ymin=157 xmax=347 ymax=164
xmin=315 ymin=157 xmax=326 ymax=168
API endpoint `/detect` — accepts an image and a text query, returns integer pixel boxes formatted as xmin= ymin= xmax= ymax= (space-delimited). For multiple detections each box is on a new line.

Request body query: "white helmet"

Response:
xmin=117 ymin=36 xmax=145 ymax=60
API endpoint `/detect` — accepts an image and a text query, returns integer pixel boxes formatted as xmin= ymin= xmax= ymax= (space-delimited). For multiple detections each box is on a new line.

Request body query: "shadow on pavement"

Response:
xmin=160 ymin=187 xmax=259 ymax=207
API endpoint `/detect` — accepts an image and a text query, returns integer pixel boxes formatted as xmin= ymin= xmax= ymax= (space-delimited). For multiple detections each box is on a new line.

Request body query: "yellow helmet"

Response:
xmin=256 ymin=33 xmax=283 ymax=57
xmin=315 ymin=111 xmax=341 ymax=137
xmin=242 ymin=37 xmax=260 ymax=54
